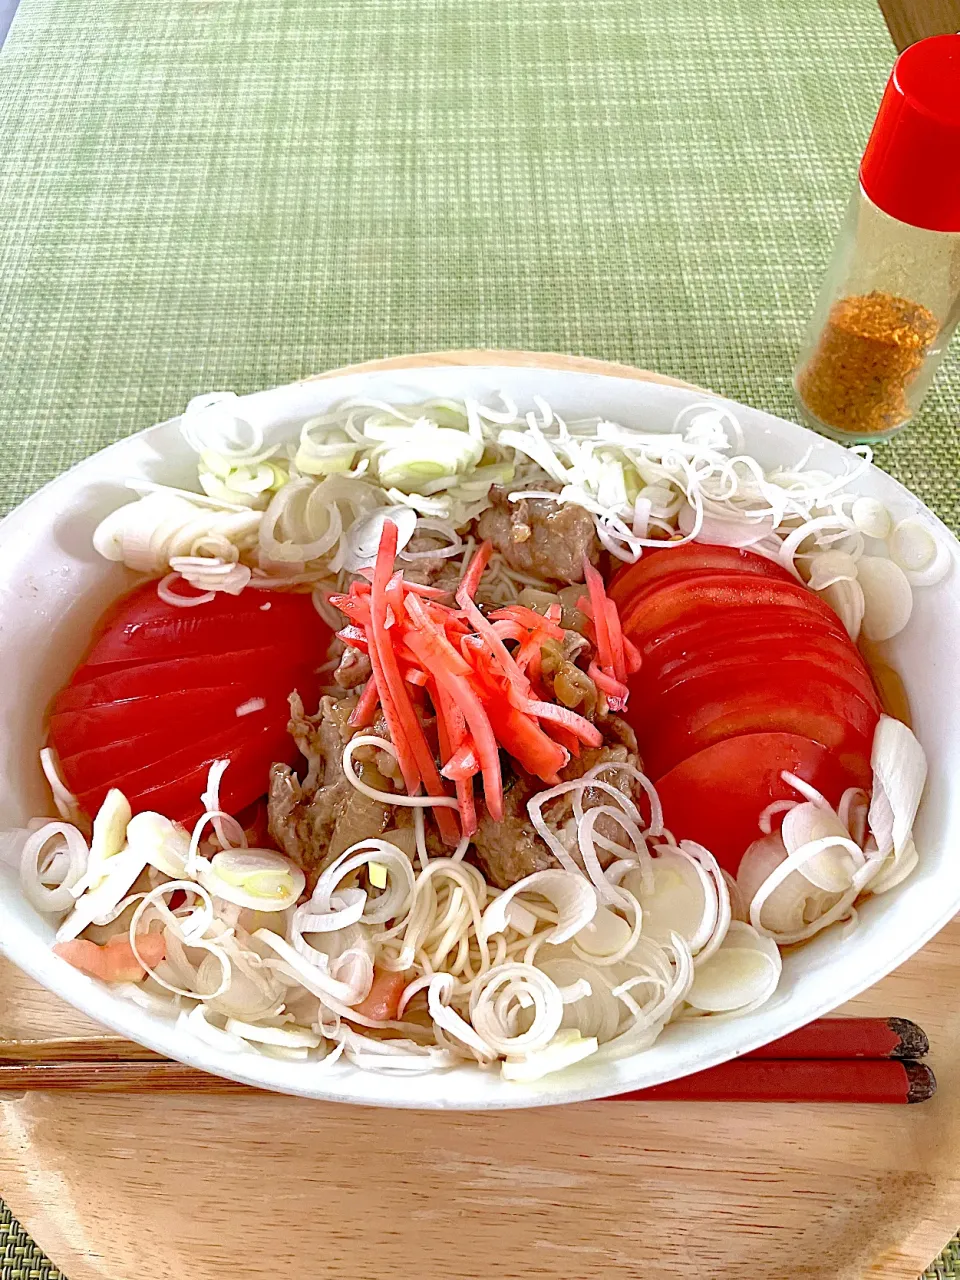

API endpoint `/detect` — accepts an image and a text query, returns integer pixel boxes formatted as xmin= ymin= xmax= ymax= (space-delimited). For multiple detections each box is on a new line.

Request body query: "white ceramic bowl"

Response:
xmin=1 ymin=364 xmax=958 ymax=1109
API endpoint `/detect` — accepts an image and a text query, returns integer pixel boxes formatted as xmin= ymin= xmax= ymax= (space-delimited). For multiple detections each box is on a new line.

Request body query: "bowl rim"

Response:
xmin=2 ymin=353 xmax=959 ymax=1110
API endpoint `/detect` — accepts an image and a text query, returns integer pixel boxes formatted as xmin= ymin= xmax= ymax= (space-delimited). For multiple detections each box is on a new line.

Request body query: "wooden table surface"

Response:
xmin=0 ymin=353 xmax=958 ymax=1279
xmin=1 ymin=923 xmax=958 ymax=1280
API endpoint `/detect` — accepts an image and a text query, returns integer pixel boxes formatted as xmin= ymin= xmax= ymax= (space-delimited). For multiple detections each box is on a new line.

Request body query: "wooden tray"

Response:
xmin=1 ymin=352 xmax=957 ymax=1280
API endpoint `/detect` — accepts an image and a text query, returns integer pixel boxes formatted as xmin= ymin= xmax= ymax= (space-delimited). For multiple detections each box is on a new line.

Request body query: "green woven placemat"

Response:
xmin=0 ymin=0 xmax=959 ymax=1274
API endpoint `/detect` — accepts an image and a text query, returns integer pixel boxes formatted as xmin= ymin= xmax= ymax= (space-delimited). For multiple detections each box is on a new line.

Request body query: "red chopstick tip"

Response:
xmin=905 ymin=1062 xmax=937 ymax=1104
xmin=888 ymin=1018 xmax=930 ymax=1061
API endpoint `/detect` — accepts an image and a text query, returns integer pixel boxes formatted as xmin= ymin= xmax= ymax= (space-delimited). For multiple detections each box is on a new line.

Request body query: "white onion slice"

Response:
xmin=39 ymin=748 xmax=86 ymax=828
xmin=780 ymin=802 xmax=863 ymax=892
xmin=341 ymin=507 xmax=417 ymax=572
xmin=479 ymin=870 xmax=597 ymax=947
xmin=200 ymin=849 xmax=305 ymax=911
xmin=426 ymin=973 xmax=495 ymax=1059
xmin=469 ymin=964 xmax=564 ymax=1056
xmin=856 ymin=556 xmax=913 ymax=641
xmin=224 ymin=1019 xmax=322 ymax=1049
xmin=888 ymin=516 xmax=952 ymax=587
xmin=806 ymin=549 xmax=858 ymax=591
xmin=867 ymin=716 xmax=927 ymax=894
xmin=623 ymin=848 xmax=715 ymax=955
xmin=817 ymin=577 xmax=864 ymax=640
xmin=538 ymin=956 xmax=621 ymax=1043
xmin=20 ymin=823 xmax=89 ymax=915
xmin=69 ymin=789 xmax=130 ymax=896
xmin=501 ymin=1030 xmax=599 ymax=1082
xmin=311 ymin=839 xmax=417 ymax=927
xmin=124 ymin=811 xmax=191 ymax=879
xmin=737 ymin=834 xmax=836 ymax=938
xmin=572 ymin=904 xmax=634 ymax=960
xmin=685 ymin=921 xmax=781 ymax=1013
xmin=177 ymin=1006 xmax=248 ymax=1054
xmin=851 ymin=497 xmax=892 ymax=540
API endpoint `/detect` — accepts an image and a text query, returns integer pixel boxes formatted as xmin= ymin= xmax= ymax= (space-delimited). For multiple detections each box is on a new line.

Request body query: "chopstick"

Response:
xmin=615 ymin=1059 xmax=936 ymax=1104
xmin=743 ymin=1016 xmax=929 ymax=1061
xmin=0 ymin=1017 xmax=934 ymax=1102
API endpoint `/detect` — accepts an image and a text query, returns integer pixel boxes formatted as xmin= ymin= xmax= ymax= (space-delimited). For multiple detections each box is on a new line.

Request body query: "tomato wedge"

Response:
xmin=82 ymin=583 xmax=327 ymax=668
xmin=609 ymin=542 xmax=793 ymax=607
xmin=53 ymin=647 xmax=318 ymax=714
xmin=633 ymin=663 xmax=878 ymax=780
xmin=58 ymin=689 xmax=299 ymax=798
xmin=48 ymin=683 xmax=294 ymax=757
xmin=73 ymin=721 xmax=297 ymax=825
xmin=635 ymin=632 xmax=881 ymax=716
xmin=48 ymin=580 xmax=332 ymax=824
xmin=655 ymin=733 xmax=869 ymax=873
xmin=629 ymin=602 xmax=850 ymax=670
xmin=620 ymin=572 xmax=844 ymax=642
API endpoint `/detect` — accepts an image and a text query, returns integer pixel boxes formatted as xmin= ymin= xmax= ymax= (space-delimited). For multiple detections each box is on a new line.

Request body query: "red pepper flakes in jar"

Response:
xmin=795 ymin=291 xmax=940 ymax=438
xmin=793 ymin=36 xmax=960 ymax=443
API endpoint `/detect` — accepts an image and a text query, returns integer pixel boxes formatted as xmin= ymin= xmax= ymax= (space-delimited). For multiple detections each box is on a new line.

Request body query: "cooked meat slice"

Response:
xmin=471 ymin=742 xmax=645 ymax=889
xmin=602 ymin=715 xmax=639 ymax=755
xmin=268 ymin=764 xmax=392 ymax=892
xmin=476 ymin=490 xmax=600 ymax=585
xmin=267 ymin=693 xmax=396 ymax=892
xmin=399 ymin=533 xmax=462 ymax=592
xmin=334 ymin=646 xmax=372 ymax=690
xmin=470 ymin=768 xmax=556 ymax=890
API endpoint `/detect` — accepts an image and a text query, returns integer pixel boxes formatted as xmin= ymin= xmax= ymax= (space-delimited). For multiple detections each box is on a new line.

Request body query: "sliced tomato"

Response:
xmin=74 ymin=721 xmax=297 ymax=826
xmin=53 ymin=647 xmax=316 ymax=714
xmin=633 ymin=664 xmax=878 ymax=780
xmin=48 ymin=683 xmax=295 ymax=757
xmin=629 ymin=602 xmax=850 ymax=671
xmin=48 ymin=580 xmax=332 ymax=823
xmin=620 ymin=572 xmax=844 ymax=643
xmin=636 ymin=632 xmax=881 ymax=715
xmin=58 ymin=689 xmax=300 ymax=797
xmin=655 ymin=733 xmax=869 ymax=873
xmin=609 ymin=542 xmax=793 ymax=607
xmin=82 ymin=583 xmax=327 ymax=668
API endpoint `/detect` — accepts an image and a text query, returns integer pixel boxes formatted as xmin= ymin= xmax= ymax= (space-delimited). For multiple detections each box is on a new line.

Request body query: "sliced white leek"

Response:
xmin=685 ymin=921 xmax=781 ymax=1013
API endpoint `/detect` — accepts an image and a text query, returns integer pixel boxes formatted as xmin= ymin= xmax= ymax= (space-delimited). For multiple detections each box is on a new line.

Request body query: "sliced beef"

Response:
xmin=333 ymin=646 xmax=372 ymax=690
xmin=476 ymin=490 xmax=600 ymax=585
xmin=267 ymin=693 xmax=396 ymax=891
xmin=470 ymin=768 xmax=557 ymax=890
xmin=399 ymin=533 xmax=463 ymax=593
xmin=470 ymin=741 xmax=643 ymax=889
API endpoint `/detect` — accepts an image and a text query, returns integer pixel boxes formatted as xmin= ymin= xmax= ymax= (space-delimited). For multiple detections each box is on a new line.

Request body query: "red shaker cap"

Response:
xmin=859 ymin=33 xmax=960 ymax=233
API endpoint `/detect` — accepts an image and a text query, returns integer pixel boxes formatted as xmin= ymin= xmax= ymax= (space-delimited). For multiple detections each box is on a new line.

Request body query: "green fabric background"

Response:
xmin=0 ymin=0 xmax=958 ymax=1274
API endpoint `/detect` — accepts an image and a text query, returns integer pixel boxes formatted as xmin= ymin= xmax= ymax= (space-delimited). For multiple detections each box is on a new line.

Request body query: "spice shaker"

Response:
xmin=794 ymin=34 xmax=960 ymax=443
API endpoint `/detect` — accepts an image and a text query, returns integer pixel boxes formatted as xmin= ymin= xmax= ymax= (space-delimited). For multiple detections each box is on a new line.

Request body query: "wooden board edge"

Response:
xmin=305 ymin=348 xmax=704 ymax=389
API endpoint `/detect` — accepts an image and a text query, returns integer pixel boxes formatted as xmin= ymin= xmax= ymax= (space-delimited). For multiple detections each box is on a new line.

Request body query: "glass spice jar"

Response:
xmin=794 ymin=34 xmax=960 ymax=443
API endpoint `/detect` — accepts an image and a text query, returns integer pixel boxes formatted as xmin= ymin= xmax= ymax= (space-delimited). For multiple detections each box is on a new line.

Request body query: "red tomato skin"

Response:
xmin=48 ymin=683 xmax=290 ymax=757
xmin=609 ymin=543 xmax=794 ymax=607
xmin=627 ymin=603 xmax=849 ymax=671
xmin=47 ymin=581 xmax=332 ymax=825
xmin=82 ymin=583 xmax=328 ymax=668
xmin=631 ymin=664 xmax=878 ymax=781
xmin=57 ymin=689 xmax=301 ymax=797
xmin=73 ymin=722 xmax=298 ymax=827
xmin=54 ymin=647 xmax=316 ymax=714
xmin=619 ymin=572 xmax=844 ymax=642
xmin=654 ymin=733 xmax=868 ymax=873
xmin=635 ymin=634 xmax=881 ymax=716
